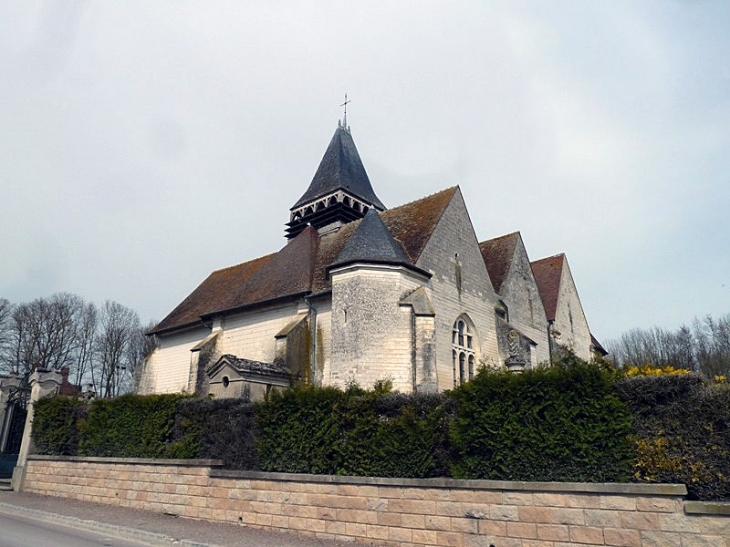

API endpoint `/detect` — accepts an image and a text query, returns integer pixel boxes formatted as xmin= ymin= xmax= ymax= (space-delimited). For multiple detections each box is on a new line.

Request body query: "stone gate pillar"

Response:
xmin=11 ymin=369 xmax=63 ymax=491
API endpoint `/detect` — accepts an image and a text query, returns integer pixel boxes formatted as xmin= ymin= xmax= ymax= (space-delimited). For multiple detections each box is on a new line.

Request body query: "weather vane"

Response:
xmin=340 ymin=93 xmax=351 ymax=130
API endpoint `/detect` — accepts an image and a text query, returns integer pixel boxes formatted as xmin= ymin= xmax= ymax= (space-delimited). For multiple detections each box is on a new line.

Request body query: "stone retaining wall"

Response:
xmin=22 ymin=456 xmax=730 ymax=546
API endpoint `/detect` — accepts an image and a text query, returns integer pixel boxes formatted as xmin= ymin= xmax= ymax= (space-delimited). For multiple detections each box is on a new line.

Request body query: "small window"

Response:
xmin=222 ymin=376 xmax=230 ymax=388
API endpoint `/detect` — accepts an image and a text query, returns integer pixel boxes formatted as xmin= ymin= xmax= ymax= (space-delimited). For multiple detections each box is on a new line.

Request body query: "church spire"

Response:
xmin=285 ymin=115 xmax=386 ymax=239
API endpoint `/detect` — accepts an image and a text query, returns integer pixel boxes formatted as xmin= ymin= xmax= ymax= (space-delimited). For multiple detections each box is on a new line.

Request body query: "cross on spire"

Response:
xmin=340 ymin=93 xmax=351 ymax=130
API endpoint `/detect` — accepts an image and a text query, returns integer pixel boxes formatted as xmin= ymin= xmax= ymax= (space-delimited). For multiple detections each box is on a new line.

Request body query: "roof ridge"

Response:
xmin=388 ymin=186 xmax=458 ymax=212
xmin=532 ymin=252 xmax=566 ymax=264
xmin=479 ymin=231 xmax=521 ymax=246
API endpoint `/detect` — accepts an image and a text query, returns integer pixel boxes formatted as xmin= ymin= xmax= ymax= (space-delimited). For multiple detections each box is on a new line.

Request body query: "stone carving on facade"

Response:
xmin=505 ymin=329 xmax=527 ymax=373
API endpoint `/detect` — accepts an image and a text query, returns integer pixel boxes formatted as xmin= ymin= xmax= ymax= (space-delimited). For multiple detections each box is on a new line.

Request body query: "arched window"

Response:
xmin=452 ymin=315 xmax=477 ymax=386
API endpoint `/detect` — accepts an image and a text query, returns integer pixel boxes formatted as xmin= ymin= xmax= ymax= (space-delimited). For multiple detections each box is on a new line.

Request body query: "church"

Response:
xmin=137 ymin=117 xmax=604 ymax=400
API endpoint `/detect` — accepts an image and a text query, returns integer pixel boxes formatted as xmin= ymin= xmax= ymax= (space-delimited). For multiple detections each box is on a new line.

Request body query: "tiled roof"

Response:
xmin=291 ymin=125 xmax=385 ymax=210
xmin=149 ymin=253 xmax=276 ymax=334
xmin=478 ymin=232 xmax=520 ymax=294
xmin=150 ymin=187 xmax=457 ymax=335
xmin=531 ymin=254 xmax=565 ymax=322
xmin=381 ymin=187 xmax=458 ymax=263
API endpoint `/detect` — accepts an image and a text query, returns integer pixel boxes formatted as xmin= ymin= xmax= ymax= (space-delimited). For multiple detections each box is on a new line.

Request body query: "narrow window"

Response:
xmin=452 ymin=315 xmax=477 ymax=385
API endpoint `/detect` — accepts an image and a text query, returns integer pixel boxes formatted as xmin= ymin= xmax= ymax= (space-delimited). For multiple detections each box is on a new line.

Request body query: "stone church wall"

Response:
xmin=416 ymin=190 xmax=500 ymax=390
xmin=553 ymin=262 xmax=593 ymax=361
xmin=312 ymin=298 xmax=332 ymax=387
xmin=217 ymin=302 xmax=306 ymax=365
xmin=499 ymin=242 xmax=551 ymax=366
xmin=330 ymin=266 xmax=423 ymax=392
xmin=141 ymin=327 xmax=211 ymax=394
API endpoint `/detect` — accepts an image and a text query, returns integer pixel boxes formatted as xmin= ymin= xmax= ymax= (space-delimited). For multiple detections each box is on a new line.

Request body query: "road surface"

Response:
xmin=0 ymin=511 xmax=154 ymax=547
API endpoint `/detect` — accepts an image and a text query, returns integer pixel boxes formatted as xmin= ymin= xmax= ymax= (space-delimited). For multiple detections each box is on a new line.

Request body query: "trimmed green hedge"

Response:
xmin=255 ymin=386 xmax=451 ymax=477
xmin=172 ymin=397 xmax=258 ymax=469
xmin=449 ymin=355 xmax=633 ymax=482
xmin=32 ymin=396 xmax=89 ymax=456
xmin=29 ymin=356 xmax=730 ymax=500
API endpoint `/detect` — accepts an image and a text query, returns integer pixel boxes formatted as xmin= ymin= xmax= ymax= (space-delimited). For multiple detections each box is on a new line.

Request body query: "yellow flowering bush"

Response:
xmin=623 ymin=364 xmax=691 ymax=377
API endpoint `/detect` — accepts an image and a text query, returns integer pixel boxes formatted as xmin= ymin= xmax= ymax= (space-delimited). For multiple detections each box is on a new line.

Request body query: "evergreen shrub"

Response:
xmin=255 ymin=385 xmax=451 ymax=477
xmin=172 ymin=397 xmax=258 ymax=469
xmin=78 ymin=393 xmax=192 ymax=458
xmin=32 ymin=395 xmax=89 ymax=456
xmin=616 ymin=374 xmax=730 ymax=500
xmin=449 ymin=354 xmax=633 ymax=482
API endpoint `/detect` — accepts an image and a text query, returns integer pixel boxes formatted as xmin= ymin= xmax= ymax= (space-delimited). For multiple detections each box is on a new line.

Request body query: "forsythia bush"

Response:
xmin=616 ymin=374 xmax=730 ymax=500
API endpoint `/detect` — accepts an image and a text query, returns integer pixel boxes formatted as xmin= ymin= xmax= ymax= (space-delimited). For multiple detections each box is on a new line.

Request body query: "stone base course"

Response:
xmin=21 ymin=456 xmax=730 ymax=547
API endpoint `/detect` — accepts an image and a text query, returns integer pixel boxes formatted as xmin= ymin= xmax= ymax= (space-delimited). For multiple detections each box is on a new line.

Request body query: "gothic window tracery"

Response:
xmin=452 ymin=315 xmax=476 ymax=386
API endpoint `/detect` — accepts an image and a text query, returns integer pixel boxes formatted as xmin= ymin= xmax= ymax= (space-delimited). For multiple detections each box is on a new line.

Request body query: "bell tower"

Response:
xmin=286 ymin=120 xmax=386 ymax=239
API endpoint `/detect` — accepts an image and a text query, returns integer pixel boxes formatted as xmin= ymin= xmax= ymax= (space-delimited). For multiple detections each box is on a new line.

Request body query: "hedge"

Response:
xmin=616 ymin=374 xmax=730 ymax=500
xmin=449 ymin=355 xmax=633 ymax=482
xmin=171 ymin=397 xmax=258 ymax=469
xmin=255 ymin=385 xmax=451 ymax=477
xmin=29 ymin=356 xmax=730 ymax=500
xmin=32 ymin=396 xmax=89 ymax=456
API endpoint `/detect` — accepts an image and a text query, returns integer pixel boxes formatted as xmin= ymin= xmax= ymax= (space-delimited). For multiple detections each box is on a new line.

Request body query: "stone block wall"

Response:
xmin=330 ymin=265 xmax=422 ymax=391
xmin=21 ymin=456 xmax=730 ymax=546
xmin=417 ymin=191 xmax=500 ymax=388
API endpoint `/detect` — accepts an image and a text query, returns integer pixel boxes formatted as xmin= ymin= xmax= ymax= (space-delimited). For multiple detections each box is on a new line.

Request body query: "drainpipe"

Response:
xmin=304 ymin=295 xmax=317 ymax=385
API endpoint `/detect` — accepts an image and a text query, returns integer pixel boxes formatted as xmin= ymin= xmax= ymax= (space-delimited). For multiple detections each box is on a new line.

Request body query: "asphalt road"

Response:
xmin=0 ymin=511 xmax=153 ymax=547
xmin=0 ymin=491 xmax=352 ymax=547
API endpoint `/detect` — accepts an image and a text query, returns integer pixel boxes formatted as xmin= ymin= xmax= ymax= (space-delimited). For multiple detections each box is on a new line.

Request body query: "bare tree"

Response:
xmin=694 ymin=314 xmax=730 ymax=377
xmin=0 ymin=298 xmax=14 ymax=374
xmin=73 ymin=302 xmax=97 ymax=387
xmin=94 ymin=301 xmax=141 ymax=397
xmin=5 ymin=293 xmax=85 ymax=375
xmin=607 ymin=313 xmax=730 ymax=377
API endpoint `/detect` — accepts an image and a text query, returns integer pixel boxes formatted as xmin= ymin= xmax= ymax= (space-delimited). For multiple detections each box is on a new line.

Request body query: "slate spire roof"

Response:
xmin=286 ymin=123 xmax=387 ymax=238
xmin=330 ymin=208 xmax=424 ymax=274
xmin=291 ymin=124 xmax=385 ymax=211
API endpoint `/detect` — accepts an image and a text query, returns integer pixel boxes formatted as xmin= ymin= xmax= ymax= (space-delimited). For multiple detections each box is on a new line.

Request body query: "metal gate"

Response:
xmin=1 ymin=383 xmax=30 ymax=455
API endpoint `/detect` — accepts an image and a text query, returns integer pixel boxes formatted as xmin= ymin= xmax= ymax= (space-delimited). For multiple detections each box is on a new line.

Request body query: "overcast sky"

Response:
xmin=1 ymin=1 xmax=729 ymax=342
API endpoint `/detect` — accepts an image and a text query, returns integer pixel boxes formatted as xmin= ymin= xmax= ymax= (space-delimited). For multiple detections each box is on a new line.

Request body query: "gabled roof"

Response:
xmin=150 ymin=187 xmax=457 ymax=335
xmin=478 ymin=232 xmax=520 ymax=294
xmin=381 ymin=187 xmax=458 ymax=263
xmin=150 ymin=253 xmax=276 ymax=334
xmin=330 ymin=209 xmax=413 ymax=270
xmin=531 ymin=253 xmax=566 ymax=322
xmin=291 ymin=125 xmax=385 ymax=210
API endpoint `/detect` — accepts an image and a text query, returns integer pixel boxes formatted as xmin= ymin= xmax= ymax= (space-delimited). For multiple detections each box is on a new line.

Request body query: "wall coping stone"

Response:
xmin=685 ymin=501 xmax=730 ymax=515
xmin=210 ymin=469 xmax=688 ymax=496
xmin=27 ymin=455 xmax=223 ymax=467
